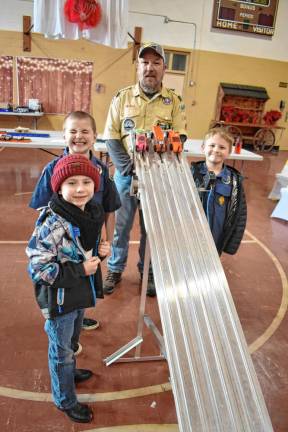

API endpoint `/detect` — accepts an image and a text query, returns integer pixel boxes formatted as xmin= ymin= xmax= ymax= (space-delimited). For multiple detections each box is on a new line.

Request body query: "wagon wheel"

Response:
xmin=225 ymin=125 xmax=242 ymax=146
xmin=253 ymin=128 xmax=275 ymax=152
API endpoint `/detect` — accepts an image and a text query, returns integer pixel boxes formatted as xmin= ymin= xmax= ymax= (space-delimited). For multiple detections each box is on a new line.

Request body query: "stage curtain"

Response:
xmin=16 ymin=57 xmax=93 ymax=114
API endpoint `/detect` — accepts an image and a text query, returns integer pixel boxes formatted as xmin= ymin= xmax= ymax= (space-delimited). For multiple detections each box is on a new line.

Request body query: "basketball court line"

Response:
xmin=0 ymin=231 xmax=287 ymax=403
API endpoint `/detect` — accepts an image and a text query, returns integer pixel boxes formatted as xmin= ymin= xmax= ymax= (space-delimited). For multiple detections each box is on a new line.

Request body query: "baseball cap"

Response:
xmin=51 ymin=154 xmax=100 ymax=193
xmin=138 ymin=42 xmax=165 ymax=61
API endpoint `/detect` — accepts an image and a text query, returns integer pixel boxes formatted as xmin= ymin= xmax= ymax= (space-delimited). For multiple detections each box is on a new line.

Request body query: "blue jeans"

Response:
xmin=44 ymin=309 xmax=84 ymax=409
xmin=107 ymin=170 xmax=148 ymax=274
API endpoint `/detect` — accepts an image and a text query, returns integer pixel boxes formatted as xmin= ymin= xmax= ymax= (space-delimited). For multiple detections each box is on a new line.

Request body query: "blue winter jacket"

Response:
xmin=26 ymin=205 xmax=103 ymax=319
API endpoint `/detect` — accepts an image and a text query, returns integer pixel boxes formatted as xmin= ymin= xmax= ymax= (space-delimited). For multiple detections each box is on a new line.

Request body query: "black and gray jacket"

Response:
xmin=26 ymin=206 xmax=104 ymax=319
xmin=191 ymin=161 xmax=247 ymax=255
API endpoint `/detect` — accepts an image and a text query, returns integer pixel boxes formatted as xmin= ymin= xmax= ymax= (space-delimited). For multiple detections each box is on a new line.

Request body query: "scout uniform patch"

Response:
xmin=222 ymin=175 xmax=231 ymax=185
xmin=123 ymin=118 xmax=135 ymax=131
xmin=218 ymin=195 xmax=225 ymax=206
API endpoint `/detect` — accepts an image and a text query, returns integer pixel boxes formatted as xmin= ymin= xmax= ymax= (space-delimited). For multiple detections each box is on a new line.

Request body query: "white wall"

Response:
xmin=0 ymin=0 xmax=33 ymax=31
xmin=0 ymin=0 xmax=287 ymax=62
xmin=128 ymin=0 xmax=288 ymax=61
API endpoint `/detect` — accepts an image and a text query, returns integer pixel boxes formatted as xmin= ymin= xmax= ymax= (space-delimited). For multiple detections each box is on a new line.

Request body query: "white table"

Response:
xmin=184 ymin=139 xmax=263 ymax=161
xmin=271 ymin=187 xmax=288 ymax=221
xmin=0 ymin=130 xmax=65 ymax=157
xmin=0 ymin=112 xmax=44 ymax=129
xmin=0 ymin=131 xmax=263 ymax=164
xmin=268 ymin=160 xmax=288 ymax=200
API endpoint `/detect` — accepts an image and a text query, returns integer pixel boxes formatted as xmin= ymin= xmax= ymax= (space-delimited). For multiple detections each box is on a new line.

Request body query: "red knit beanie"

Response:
xmin=51 ymin=154 xmax=100 ymax=193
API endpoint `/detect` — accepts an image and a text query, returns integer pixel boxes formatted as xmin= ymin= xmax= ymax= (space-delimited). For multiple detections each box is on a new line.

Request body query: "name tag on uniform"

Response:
xmin=124 ymin=106 xmax=140 ymax=117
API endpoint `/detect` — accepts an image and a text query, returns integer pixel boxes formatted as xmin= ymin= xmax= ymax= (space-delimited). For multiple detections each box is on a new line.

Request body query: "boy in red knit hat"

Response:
xmin=26 ymin=154 xmax=110 ymax=423
xmin=29 ymin=111 xmax=121 ymax=340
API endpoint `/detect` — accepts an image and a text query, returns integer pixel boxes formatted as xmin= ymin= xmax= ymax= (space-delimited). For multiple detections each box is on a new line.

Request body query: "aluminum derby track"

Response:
xmin=135 ymin=151 xmax=273 ymax=432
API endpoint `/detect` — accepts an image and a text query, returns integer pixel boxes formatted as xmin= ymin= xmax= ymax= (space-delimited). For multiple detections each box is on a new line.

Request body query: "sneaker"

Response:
xmin=73 ymin=342 xmax=82 ymax=357
xmin=103 ymin=270 xmax=122 ymax=295
xmin=140 ymin=273 xmax=156 ymax=297
xmin=82 ymin=318 xmax=100 ymax=331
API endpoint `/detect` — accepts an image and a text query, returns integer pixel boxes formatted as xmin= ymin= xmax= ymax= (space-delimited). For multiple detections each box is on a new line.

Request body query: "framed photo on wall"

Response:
xmin=212 ymin=0 xmax=279 ymax=36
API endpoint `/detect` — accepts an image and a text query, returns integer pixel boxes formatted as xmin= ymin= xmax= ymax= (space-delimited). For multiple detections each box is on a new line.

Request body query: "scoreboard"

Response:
xmin=212 ymin=0 xmax=279 ymax=36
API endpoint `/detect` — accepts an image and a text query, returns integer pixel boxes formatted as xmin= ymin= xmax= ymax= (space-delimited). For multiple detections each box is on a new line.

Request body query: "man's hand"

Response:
xmin=106 ymin=139 xmax=134 ymax=176
xmin=83 ymin=256 xmax=101 ymax=275
xmin=98 ymin=240 xmax=111 ymax=258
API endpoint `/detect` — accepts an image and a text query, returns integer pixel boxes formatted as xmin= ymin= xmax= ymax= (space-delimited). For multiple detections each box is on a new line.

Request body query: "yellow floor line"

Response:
xmin=245 ymin=230 xmax=288 ymax=353
xmin=0 ymin=382 xmax=172 ymax=403
xmin=84 ymin=425 xmax=178 ymax=432
xmin=14 ymin=191 xmax=33 ymax=196
xmin=0 ymin=231 xmax=286 ymax=405
xmin=0 ymin=241 xmax=140 ymax=245
xmin=0 ymin=241 xmax=28 ymax=244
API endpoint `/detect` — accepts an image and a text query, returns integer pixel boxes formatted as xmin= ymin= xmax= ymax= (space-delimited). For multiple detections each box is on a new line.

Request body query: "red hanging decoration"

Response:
xmin=64 ymin=0 xmax=102 ymax=30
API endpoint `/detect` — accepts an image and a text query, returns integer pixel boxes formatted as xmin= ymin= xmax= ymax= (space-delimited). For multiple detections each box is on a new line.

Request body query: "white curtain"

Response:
xmin=33 ymin=0 xmax=128 ymax=49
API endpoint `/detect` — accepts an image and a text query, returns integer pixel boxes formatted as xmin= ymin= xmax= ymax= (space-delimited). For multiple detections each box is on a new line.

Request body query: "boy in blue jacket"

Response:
xmin=29 ymin=111 xmax=120 ymax=339
xmin=26 ymin=154 xmax=110 ymax=423
xmin=191 ymin=128 xmax=247 ymax=255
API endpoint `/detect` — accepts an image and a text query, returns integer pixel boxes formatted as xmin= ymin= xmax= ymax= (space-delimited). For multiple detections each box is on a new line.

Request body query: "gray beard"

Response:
xmin=140 ymin=84 xmax=158 ymax=94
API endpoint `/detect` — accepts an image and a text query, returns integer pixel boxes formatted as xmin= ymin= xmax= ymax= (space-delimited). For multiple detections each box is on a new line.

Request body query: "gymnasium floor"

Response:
xmin=0 ymin=146 xmax=287 ymax=432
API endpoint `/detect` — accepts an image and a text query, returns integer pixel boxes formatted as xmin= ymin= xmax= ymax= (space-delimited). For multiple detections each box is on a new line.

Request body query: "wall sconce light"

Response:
xmin=95 ymin=83 xmax=105 ymax=93
xmin=279 ymin=100 xmax=285 ymax=111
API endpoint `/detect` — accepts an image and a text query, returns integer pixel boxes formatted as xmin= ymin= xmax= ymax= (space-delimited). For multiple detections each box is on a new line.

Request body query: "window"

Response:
xmin=164 ymin=52 xmax=171 ymax=68
xmin=164 ymin=51 xmax=187 ymax=73
xmin=172 ymin=54 xmax=187 ymax=72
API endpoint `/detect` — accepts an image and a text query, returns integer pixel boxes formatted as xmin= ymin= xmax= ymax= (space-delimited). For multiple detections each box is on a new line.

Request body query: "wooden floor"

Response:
xmin=0 ymin=146 xmax=287 ymax=432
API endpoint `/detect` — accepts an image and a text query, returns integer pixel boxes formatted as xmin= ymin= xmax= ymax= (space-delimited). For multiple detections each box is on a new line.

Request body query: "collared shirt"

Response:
xmin=29 ymin=148 xmax=121 ymax=213
xmin=104 ymin=83 xmax=187 ymax=151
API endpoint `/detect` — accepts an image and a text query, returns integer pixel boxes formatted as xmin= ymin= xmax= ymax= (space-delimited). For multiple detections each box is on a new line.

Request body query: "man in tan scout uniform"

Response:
xmin=103 ymin=42 xmax=187 ymax=296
